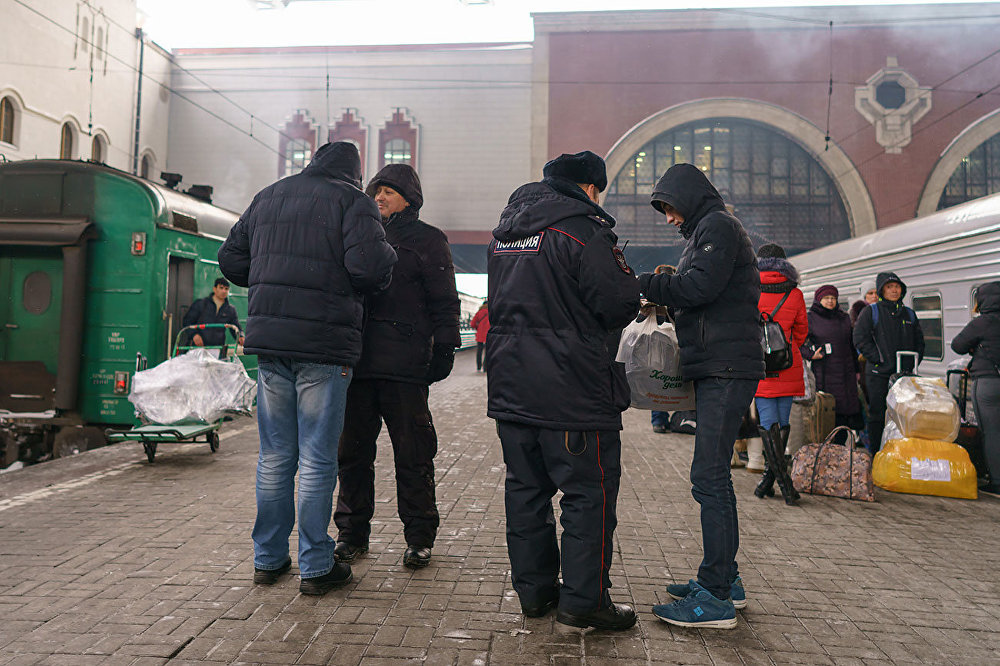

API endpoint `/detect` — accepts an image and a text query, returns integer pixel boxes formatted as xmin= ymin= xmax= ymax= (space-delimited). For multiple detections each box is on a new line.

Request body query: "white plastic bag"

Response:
xmin=129 ymin=348 xmax=257 ymax=424
xmin=615 ymin=315 xmax=695 ymax=411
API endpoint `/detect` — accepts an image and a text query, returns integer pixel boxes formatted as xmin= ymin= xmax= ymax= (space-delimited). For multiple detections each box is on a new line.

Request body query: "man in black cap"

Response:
xmin=638 ymin=164 xmax=763 ymax=629
xmin=182 ymin=277 xmax=244 ymax=356
xmin=486 ymin=151 xmax=641 ymax=631
xmin=334 ymin=163 xmax=461 ymax=570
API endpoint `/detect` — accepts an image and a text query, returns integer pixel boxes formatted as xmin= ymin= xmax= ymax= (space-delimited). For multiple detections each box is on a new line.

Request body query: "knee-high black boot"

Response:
xmin=779 ymin=425 xmax=800 ymax=501
xmin=766 ymin=423 xmax=798 ymax=505
xmin=754 ymin=428 xmax=776 ymax=498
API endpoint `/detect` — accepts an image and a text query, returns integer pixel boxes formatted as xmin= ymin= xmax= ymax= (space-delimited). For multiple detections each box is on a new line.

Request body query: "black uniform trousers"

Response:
xmin=334 ymin=379 xmax=439 ymax=549
xmin=497 ymin=421 xmax=621 ymax=615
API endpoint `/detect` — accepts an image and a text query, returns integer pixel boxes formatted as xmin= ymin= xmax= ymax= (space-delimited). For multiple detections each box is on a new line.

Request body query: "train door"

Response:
xmin=0 ymin=249 xmax=63 ymax=411
xmin=165 ymin=256 xmax=194 ymax=357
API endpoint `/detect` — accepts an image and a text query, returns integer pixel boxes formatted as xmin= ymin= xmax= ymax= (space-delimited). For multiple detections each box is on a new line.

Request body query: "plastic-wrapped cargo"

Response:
xmin=885 ymin=376 xmax=960 ymax=442
xmin=128 ymin=349 xmax=257 ymax=425
xmin=616 ymin=315 xmax=695 ymax=410
xmin=872 ymin=437 xmax=977 ymax=499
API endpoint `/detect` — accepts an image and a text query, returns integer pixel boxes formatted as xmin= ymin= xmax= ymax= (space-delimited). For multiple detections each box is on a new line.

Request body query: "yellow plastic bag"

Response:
xmin=872 ymin=438 xmax=977 ymax=499
xmin=886 ymin=377 xmax=960 ymax=442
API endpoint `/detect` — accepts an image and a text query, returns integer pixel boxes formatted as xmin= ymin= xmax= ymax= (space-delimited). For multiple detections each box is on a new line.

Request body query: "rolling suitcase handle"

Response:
xmin=896 ymin=350 xmax=920 ymax=375
xmin=946 ymin=368 xmax=970 ymax=416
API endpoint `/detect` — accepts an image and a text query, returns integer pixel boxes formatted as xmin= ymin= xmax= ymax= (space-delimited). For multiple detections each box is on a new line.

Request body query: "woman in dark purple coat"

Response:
xmin=801 ymin=285 xmax=863 ymax=431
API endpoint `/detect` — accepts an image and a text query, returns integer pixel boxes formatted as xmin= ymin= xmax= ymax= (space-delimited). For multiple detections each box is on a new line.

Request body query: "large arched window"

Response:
xmin=605 ymin=118 xmax=850 ymax=264
xmin=937 ymin=133 xmax=1000 ymax=210
xmin=0 ymin=97 xmax=14 ymax=145
xmin=59 ymin=123 xmax=75 ymax=159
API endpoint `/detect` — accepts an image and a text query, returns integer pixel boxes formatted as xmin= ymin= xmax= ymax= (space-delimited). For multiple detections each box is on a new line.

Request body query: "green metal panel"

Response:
xmin=0 ymin=249 xmax=63 ymax=372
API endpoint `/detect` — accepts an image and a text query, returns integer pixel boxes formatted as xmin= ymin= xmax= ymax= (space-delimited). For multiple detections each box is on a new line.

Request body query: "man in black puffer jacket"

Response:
xmin=333 ymin=164 xmax=461 ymax=570
xmin=218 ymin=141 xmax=397 ymax=596
xmin=853 ymin=271 xmax=925 ymax=452
xmin=487 ymin=151 xmax=641 ymax=631
xmin=638 ymin=164 xmax=763 ymax=629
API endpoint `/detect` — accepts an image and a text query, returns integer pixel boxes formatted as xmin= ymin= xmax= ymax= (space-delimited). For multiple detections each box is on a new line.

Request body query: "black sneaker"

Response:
xmin=299 ymin=562 xmax=353 ymax=595
xmin=253 ymin=558 xmax=291 ymax=585
xmin=556 ymin=602 xmax=637 ymax=631
xmin=334 ymin=541 xmax=369 ymax=563
xmin=403 ymin=546 xmax=432 ymax=569
xmin=652 ymin=424 xmax=668 ymax=434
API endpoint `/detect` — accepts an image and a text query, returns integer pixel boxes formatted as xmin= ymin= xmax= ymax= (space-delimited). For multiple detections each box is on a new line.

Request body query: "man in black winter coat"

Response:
xmin=638 ymin=164 xmax=763 ymax=629
xmin=487 ymin=151 xmax=641 ymax=631
xmin=218 ymin=141 xmax=397 ymax=596
xmin=852 ymin=271 xmax=925 ymax=452
xmin=181 ymin=277 xmax=243 ymax=355
xmin=333 ymin=164 xmax=461 ymax=570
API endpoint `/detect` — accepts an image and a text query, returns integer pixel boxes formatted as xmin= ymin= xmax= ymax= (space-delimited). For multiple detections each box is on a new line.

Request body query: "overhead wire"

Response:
xmin=10 ymin=0 xmax=288 ymax=160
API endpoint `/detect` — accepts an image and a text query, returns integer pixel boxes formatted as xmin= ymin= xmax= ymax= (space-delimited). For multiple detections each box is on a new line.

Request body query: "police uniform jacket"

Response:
xmin=218 ymin=142 xmax=397 ymax=366
xmin=638 ymin=164 xmax=765 ymax=381
xmin=485 ymin=177 xmax=641 ymax=431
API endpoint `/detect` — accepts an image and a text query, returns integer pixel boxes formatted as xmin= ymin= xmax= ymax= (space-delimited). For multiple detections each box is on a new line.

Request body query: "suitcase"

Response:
xmin=791 ymin=426 xmax=876 ymax=501
xmin=806 ymin=391 xmax=836 ymax=445
xmin=947 ymin=368 xmax=990 ymax=483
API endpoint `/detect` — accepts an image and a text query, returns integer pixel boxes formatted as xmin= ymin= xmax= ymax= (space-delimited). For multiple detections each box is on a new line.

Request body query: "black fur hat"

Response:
xmin=757 ymin=243 xmax=786 ymax=259
xmin=543 ymin=151 xmax=608 ymax=192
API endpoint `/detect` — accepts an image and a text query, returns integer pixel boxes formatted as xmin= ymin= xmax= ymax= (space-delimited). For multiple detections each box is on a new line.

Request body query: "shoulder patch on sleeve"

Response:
xmin=612 ymin=246 xmax=632 ymax=274
xmin=492 ymin=232 xmax=545 ymax=255
xmin=701 ymin=242 xmax=714 ymax=253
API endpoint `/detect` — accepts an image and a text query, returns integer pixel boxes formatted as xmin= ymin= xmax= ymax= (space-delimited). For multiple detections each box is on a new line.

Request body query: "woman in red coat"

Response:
xmin=471 ymin=300 xmax=490 ymax=372
xmin=753 ymin=243 xmax=808 ymax=503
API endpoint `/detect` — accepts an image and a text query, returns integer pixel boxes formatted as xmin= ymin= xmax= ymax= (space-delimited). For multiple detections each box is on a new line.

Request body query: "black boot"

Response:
xmin=766 ymin=423 xmax=798 ymax=505
xmin=779 ymin=425 xmax=800 ymax=500
xmin=754 ymin=468 xmax=776 ymax=498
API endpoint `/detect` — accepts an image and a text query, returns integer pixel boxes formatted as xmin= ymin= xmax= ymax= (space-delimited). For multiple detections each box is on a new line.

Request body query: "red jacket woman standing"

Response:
xmin=471 ymin=301 xmax=490 ymax=372
xmin=752 ymin=243 xmax=808 ymax=504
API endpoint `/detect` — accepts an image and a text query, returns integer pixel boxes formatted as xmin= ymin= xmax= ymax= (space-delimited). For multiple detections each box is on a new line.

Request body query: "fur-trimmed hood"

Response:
xmin=758 ymin=256 xmax=799 ymax=293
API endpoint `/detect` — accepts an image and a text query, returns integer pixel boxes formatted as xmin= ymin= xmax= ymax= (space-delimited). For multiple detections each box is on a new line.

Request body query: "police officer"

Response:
xmin=486 ymin=151 xmax=640 ymax=631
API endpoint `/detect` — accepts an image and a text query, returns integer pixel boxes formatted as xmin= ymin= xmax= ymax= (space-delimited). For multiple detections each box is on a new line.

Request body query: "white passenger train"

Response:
xmin=792 ymin=192 xmax=1000 ymax=378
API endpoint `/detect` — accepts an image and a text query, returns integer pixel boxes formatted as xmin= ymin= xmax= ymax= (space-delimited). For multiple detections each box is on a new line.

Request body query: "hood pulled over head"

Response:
xmin=876 ymin=271 xmax=907 ymax=300
xmin=649 ymin=163 xmax=726 ymax=238
xmin=366 ymin=163 xmax=424 ymax=210
xmin=302 ymin=141 xmax=364 ymax=189
xmin=976 ymin=281 xmax=1000 ymax=314
xmin=493 ymin=177 xmax=615 ymax=242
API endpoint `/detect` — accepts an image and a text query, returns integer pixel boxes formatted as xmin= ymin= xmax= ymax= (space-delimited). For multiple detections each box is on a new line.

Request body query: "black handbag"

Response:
xmin=761 ymin=291 xmax=793 ymax=377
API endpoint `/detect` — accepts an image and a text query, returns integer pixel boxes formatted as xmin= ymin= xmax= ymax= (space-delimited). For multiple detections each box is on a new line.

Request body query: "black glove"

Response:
xmin=426 ymin=343 xmax=456 ymax=384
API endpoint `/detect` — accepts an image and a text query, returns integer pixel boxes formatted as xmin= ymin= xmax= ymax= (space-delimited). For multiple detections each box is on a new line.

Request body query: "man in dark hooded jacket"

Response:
xmin=486 ymin=151 xmax=641 ymax=631
xmin=333 ymin=163 xmax=461 ymax=570
xmin=852 ymin=271 xmax=925 ymax=452
xmin=638 ymin=163 xmax=763 ymax=629
xmin=218 ymin=141 xmax=397 ymax=596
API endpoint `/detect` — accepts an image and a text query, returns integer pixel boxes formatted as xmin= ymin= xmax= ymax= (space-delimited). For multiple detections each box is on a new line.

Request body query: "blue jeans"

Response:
xmin=690 ymin=377 xmax=758 ymax=601
xmin=651 ymin=411 xmax=670 ymax=428
xmin=252 ymin=356 xmax=352 ymax=579
xmin=754 ymin=396 xmax=794 ymax=430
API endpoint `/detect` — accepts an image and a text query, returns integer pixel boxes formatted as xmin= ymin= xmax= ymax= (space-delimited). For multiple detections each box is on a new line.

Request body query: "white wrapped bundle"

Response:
xmin=886 ymin=376 xmax=959 ymax=442
xmin=128 ymin=349 xmax=256 ymax=424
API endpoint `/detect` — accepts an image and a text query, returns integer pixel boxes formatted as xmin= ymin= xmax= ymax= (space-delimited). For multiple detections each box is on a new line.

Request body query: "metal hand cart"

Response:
xmin=106 ymin=324 xmax=254 ymax=463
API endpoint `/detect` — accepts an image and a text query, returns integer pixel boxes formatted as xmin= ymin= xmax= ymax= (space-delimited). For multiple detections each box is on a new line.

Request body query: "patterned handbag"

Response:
xmin=790 ymin=426 xmax=876 ymax=502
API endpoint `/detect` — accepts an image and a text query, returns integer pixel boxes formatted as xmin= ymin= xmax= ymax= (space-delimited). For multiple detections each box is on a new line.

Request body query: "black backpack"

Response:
xmin=761 ymin=291 xmax=793 ymax=377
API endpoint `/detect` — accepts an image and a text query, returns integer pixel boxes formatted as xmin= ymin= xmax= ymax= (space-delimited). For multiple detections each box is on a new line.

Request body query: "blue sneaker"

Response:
xmin=653 ymin=579 xmax=737 ymax=629
xmin=666 ymin=575 xmax=746 ymax=609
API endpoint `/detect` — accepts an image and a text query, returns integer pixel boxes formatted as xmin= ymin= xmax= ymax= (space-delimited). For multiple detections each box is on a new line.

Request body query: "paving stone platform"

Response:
xmin=1 ymin=350 xmax=999 ymax=665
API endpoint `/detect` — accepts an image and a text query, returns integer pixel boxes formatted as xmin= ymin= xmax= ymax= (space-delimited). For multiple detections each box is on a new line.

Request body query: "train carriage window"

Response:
xmin=911 ymin=293 xmax=943 ymax=360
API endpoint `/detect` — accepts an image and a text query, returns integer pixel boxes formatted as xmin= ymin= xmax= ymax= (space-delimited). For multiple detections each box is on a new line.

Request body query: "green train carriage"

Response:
xmin=0 ymin=159 xmax=252 ymax=465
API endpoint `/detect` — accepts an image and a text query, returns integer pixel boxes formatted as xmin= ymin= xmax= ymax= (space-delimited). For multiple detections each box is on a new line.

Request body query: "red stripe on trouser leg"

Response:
xmin=595 ymin=431 xmax=606 ymax=606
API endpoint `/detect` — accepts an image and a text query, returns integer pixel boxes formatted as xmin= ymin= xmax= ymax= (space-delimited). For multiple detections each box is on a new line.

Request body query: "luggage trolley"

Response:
xmin=107 ymin=324 xmax=254 ymax=463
